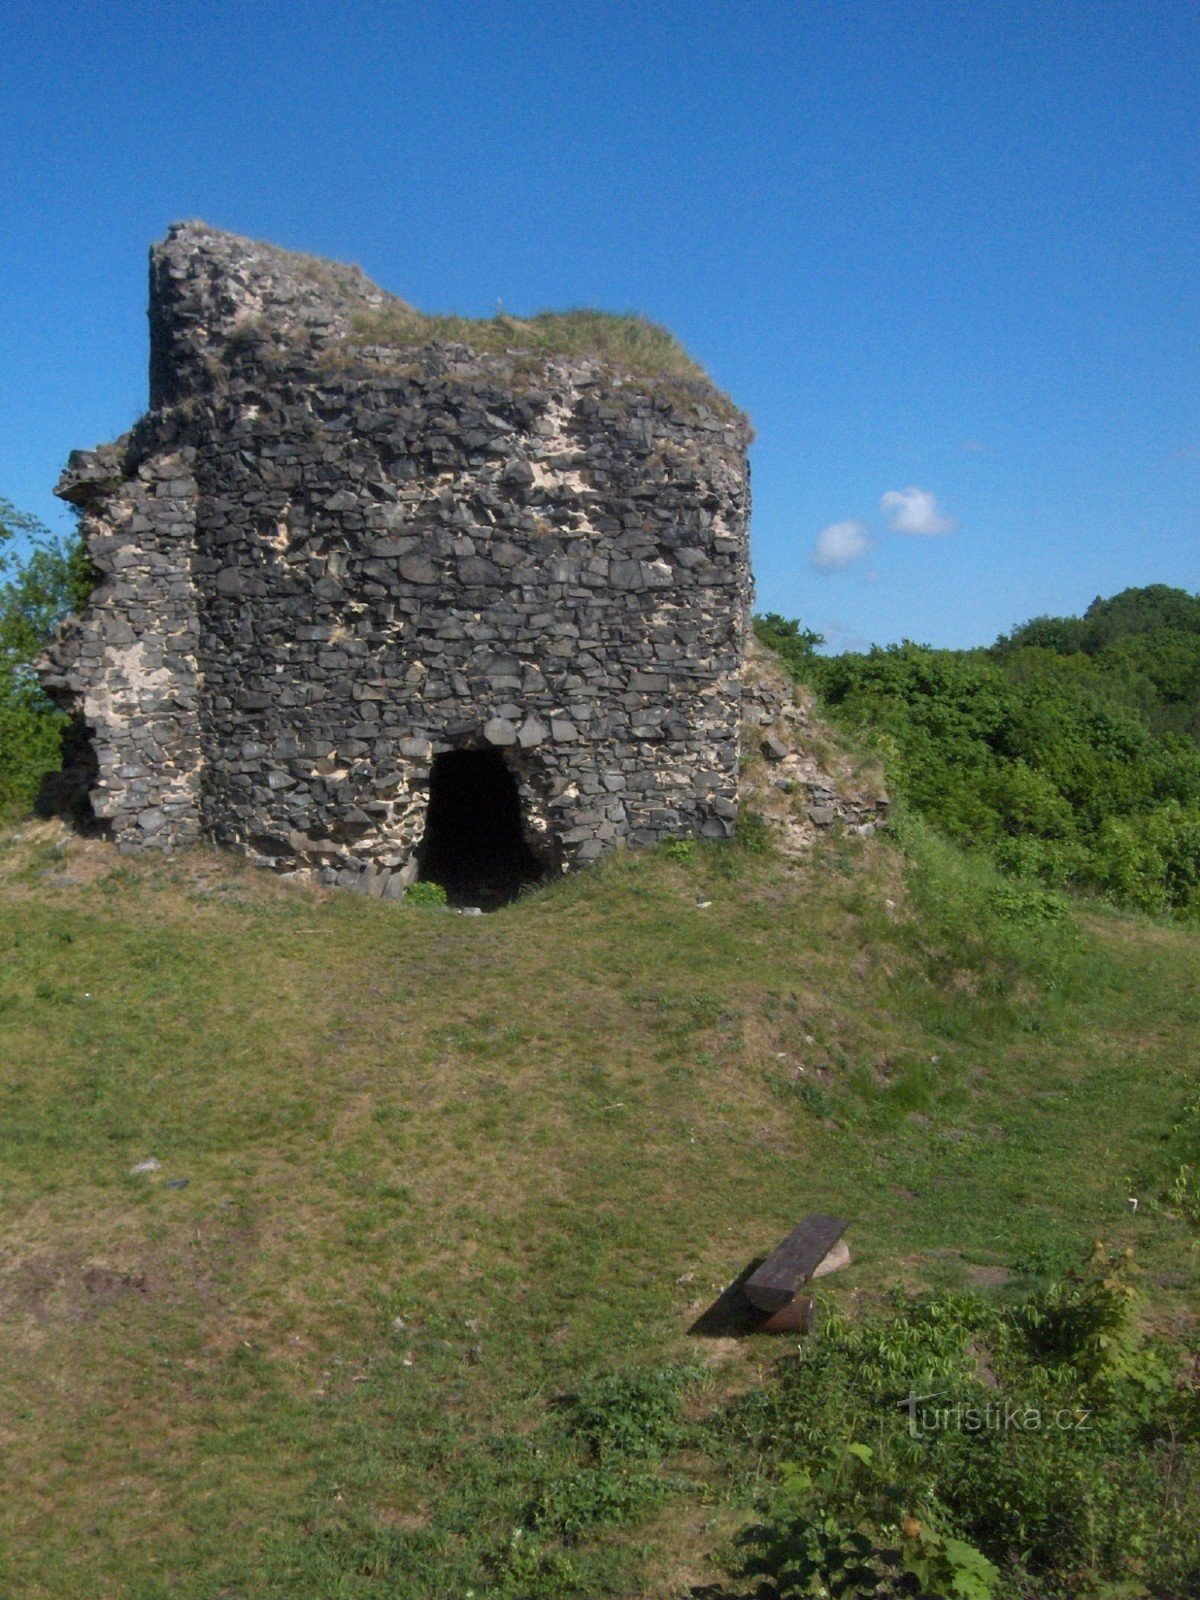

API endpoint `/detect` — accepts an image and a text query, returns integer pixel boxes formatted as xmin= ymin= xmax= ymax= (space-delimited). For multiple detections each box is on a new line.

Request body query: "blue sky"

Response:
xmin=1 ymin=0 xmax=1196 ymax=649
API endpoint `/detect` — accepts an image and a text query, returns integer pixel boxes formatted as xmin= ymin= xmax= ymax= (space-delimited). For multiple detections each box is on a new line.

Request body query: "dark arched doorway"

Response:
xmin=416 ymin=748 xmax=544 ymax=909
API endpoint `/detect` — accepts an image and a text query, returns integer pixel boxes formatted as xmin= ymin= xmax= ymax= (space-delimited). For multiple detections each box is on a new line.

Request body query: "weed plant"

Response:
xmin=715 ymin=1246 xmax=1199 ymax=1598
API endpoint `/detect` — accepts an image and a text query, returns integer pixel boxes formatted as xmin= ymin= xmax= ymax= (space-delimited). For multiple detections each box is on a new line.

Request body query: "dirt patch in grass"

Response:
xmin=962 ymin=1261 xmax=1013 ymax=1288
xmin=1 ymin=1252 xmax=159 ymax=1326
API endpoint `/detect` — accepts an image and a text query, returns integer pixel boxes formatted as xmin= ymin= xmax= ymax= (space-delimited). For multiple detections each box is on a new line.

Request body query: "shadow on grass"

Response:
xmin=687 ymin=1258 xmax=774 ymax=1337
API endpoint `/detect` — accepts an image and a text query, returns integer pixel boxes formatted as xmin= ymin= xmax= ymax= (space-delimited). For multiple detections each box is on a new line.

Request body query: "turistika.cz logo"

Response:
xmin=898 ymin=1391 xmax=1093 ymax=1439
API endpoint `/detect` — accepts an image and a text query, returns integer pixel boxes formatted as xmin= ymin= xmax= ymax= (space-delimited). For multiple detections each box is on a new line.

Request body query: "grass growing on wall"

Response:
xmin=349 ymin=302 xmax=736 ymax=396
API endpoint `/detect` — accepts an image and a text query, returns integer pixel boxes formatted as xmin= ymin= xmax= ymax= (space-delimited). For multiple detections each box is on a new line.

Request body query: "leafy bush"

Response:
xmin=1094 ymin=802 xmax=1200 ymax=917
xmin=488 ymin=1529 xmax=581 ymax=1597
xmin=661 ymin=836 xmax=695 ymax=864
xmin=0 ymin=666 xmax=70 ymax=818
xmin=756 ymin=586 xmax=1200 ymax=920
xmin=715 ymin=1247 xmax=1199 ymax=1598
xmin=756 ymin=612 xmax=827 ymax=672
xmin=986 ymin=878 xmax=1070 ymax=926
xmin=521 ymin=1367 xmax=697 ymax=1545
xmin=738 ymin=1449 xmax=999 ymax=1599
xmin=405 ymin=879 xmax=449 ymax=906
xmin=0 ymin=497 xmax=94 ymax=818
xmin=525 ymin=1462 xmax=671 ymax=1541
xmin=1156 ymin=1082 xmax=1200 ymax=1225
xmin=797 ymin=1080 xmax=836 ymax=1117
xmin=563 ymin=1365 xmax=696 ymax=1460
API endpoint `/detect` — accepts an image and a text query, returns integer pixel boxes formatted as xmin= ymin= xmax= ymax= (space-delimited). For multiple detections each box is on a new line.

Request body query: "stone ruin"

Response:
xmin=40 ymin=223 xmax=754 ymax=905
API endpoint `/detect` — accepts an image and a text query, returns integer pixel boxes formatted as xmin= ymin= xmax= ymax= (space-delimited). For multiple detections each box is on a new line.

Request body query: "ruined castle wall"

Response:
xmin=194 ymin=343 xmax=750 ymax=890
xmin=44 ymin=436 xmax=204 ymax=846
xmin=40 ymin=225 xmax=753 ymax=894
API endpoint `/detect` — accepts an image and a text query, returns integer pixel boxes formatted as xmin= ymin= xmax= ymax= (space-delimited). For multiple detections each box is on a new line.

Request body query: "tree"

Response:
xmin=0 ymin=497 xmax=94 ymax=817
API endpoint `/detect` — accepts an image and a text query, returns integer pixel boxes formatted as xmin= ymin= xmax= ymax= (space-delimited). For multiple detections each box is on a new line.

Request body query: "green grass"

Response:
xmin=347 ymin=302 xmax=739 ymax=400
xmin=0 ymin=819 xmax=1196 ymax=1596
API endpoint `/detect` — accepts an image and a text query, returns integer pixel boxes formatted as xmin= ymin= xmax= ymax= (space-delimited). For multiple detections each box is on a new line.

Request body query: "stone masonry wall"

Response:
xmin=40 ymin=224 xmax=753 ymax=897
xmin=42 ymin=431 xmax=204 ymax=846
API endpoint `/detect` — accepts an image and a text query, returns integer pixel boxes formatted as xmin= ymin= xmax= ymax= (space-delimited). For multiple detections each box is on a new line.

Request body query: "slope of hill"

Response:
xmin=2 ymin=769 xmax=1197 ymax=1596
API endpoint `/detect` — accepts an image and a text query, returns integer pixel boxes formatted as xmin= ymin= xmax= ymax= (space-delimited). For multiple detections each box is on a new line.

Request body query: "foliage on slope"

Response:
xmin=0 ymin=498 xmax=92 ymax=818
xmin=758 ymin=588 xmax=1200 ymax=917
xmin=723 ymin=1245 xmax=1198 ymax=1600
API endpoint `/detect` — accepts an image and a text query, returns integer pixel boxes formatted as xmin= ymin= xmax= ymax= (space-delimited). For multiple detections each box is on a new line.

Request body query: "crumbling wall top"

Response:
xmin=147 ymin=222 xmax=747 ymax=435
xmin=148 ymin=221 xmax=400 ymax=408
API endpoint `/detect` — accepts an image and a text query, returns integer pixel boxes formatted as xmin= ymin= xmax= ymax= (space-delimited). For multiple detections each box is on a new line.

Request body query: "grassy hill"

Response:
xmin=2 ymin=787 xmax=1198 ymax=1596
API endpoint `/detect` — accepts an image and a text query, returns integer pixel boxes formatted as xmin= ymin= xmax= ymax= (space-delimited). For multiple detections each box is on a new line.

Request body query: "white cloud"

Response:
xmin=810 ymin=518 xmax=871 ymax=572
xmin=880 ymin=486 xmax=956 ymax=536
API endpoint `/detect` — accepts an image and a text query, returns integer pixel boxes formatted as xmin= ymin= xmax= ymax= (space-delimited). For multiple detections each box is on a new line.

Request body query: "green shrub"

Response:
xmin=715 ymin=1248 xmax=1198 ymax=1598
xmin=563 ymin=1365 xmax=696 ymax=1460
xmin=0 ymin=670 xmax=69 ymax=817
xmin=661 ymin=836 xmax=695 ymax=865
xmin=755 ymin=613 xmax=826 ymax=678
xmin=987 ymin=878 xmax=1070 ymax=925
xmin=1156 ymin=1083 xmax=1200 ymax=1224
xmin=0 ymin=497 xmax=94 ymax=819
xmin=525 ymin=1462 xmax=671 ymax=1541
xmin=1094 ymin=802 xmax=1200 ymax=917
xmin=405 ymin=880 xmax=448 ymax=906
xmin=488 ymin=1530 xmax=581 ymax=1597
xmin=797 ymin=1080 xmax=835 ymax=1117
xmin=737 ymin=1449 xmax=999 ymax=1599
xmin=757 ymin=588 xmax=1200 ymax=921
xmin=520 ymin=1367 xmax=697 ymax=1546
xmin=1164 ymin=1161 xmax=1200 ymax=1224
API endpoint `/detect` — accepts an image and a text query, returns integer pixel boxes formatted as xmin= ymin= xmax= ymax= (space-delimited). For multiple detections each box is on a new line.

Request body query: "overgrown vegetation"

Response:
xmin=720 ymin=1246 xmax=1198 ymax=1598
xmin=1156 ymin=1079 xmax=1200 ymax=1227
xmin=758 ymin=587 xmax=1200 ymax=918
xmin=404 ymin=878 xmax=448 ymax=906
xmin=0 ymin=496 xmax=92 ymax=817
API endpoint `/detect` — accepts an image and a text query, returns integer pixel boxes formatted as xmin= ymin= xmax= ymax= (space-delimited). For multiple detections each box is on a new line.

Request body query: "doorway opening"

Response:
xmin=416 ymin=748 xmax=544 ymax=909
